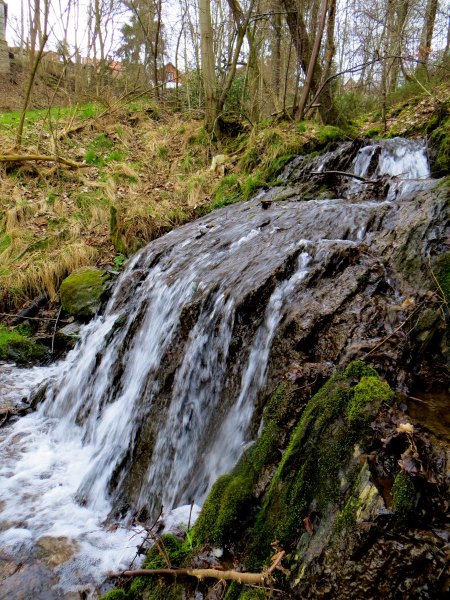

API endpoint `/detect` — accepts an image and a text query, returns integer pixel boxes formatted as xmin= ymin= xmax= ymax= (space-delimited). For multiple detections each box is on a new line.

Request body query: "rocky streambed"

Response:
xmin=0 ymin=137 xmax=448 ymax=599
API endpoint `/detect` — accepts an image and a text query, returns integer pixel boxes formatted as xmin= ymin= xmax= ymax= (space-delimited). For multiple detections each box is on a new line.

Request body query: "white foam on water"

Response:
xmin=378 ymin=138 xmax=429 ymax=179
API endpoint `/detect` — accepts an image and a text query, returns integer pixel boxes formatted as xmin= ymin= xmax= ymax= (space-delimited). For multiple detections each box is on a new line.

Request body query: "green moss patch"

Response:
xmin=100 ymin=591 xmax=127 ymax=600
xmin=0 ymin=324 xmax=48 ymax=364
xmin=429 ymin=115 xmax=450 ymax=175
xmin=212 ymin=174 xmax=241 ymax=209
xmin=392 ymin=472 xmax=416 ymax=518
xmin=194 ymin=382 xmax=294 ymax=548
xmin=59 ymin=267 xmax=111 ymax=318
xmin=347 ymin=376 xmax=394 ymax=422
xmin=195 ymin=361 xmax=393 ymax=569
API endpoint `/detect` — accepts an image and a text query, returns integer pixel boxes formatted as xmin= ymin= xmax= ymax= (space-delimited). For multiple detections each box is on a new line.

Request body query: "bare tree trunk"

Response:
xmin=418 ymin=0 xmax=439 ymax=69
xmin=445 ymin=11 xmax=450 ymax=61
xmin=380 ymin=0 xmax=395 ymax=131
xmin=271 ymin=2 xmax=283 ymax=112
xmin=153 ymin=0 xmax=162 ymax=98
xmin=20 ymin=0 xmax=25 ymax=58
xmin=296 ymin=0 xmax=328 ymax=122
xmin=199 ymin=0 xmax=218 ymax=132
xmin=390 ymin=1 xmax=409 ymax=90
xmin=16 ymin=33 xmax=49 ymax=148
xmin=217 ymin=0 xmax=254 ymax=114
xmin=322 ymin=0 xmax=336 ymax=82
xmin=282 ymin=0 xmax=338 ymax=123
xmin=175 ymin=9 xmax=186 ymax=109
xmin=282 ymin=41 xmax=293 ymax=114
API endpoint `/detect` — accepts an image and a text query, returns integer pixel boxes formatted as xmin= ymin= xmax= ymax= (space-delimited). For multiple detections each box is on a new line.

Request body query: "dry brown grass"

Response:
xmin=0 ymin=102 xmax=332 ymax=311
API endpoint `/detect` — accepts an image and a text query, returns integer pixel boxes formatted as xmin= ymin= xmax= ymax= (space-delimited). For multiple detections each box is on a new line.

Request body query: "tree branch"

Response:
xmin=0 ymin=154 xmax=89 ymax=169
xmin=115 ymin=567 xmax=265 ymax=584
xmin=311 ymin=170 xmax=373 ymax=182
xmin=113 ymin=551 xmax=285 ymax=585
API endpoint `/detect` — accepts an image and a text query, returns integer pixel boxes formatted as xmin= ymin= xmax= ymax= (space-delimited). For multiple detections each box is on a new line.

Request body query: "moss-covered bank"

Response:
xmin=0 ymin=324 xmax=48 ymax=364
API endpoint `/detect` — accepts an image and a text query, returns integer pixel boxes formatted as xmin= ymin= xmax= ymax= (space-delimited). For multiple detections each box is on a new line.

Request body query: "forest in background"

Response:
xmin=4 ymin=0 xmax=450 ymax=129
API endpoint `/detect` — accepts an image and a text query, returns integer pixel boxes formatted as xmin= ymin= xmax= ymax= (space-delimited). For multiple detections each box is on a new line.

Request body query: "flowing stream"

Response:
xmin=0 ymin=138 xmax=443 ymax=598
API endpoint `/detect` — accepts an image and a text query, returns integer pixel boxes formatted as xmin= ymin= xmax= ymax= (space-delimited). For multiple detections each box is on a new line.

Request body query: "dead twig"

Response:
xmin=129 ymin=507 xmax=164 ymax=570
xmin=0 ymin=154 xmax=89 ymax=169
xmin=51 ymin=307 xmax=62 ymax=355
xmin=0 ymin=313 xmax=66 ymax=322
xmin=363 ymin=298 xmax=429 ymax=358
xmin=311 ymin=170 xmax=373 ymax=183
xmin=407 ymin=395 xmax=429 ymax=405
xmin=114 ymin=567 xmax=266 ymax=584
xmin=427 ymin=255 xmax=448 ymax=310
xmin=113 ymin=550 xmax=286 ymax=586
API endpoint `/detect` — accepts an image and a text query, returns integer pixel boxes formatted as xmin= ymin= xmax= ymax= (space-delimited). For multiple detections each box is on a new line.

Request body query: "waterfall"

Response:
xmin=0 ymin=137 xmax=441 ymax=595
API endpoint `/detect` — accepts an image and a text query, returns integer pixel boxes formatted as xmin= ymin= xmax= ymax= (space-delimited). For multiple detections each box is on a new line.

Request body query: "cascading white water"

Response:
xmin=0 ymin=137 xmax=437 ymax=596
xmin=353 ymin=138 xmax=430 ymax=180
xmin=199 ymin=251 xmax=311 ymax=496
xmin=347 ymin=137 xmax=433 ymax=201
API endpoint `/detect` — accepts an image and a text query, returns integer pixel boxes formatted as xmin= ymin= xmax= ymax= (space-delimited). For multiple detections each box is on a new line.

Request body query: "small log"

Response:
xmin=114 ymin=550 xmax=285 ymax=585
xmin=311 ymin=170 xmax=373 ymax=183
xmin=11 ymin=294 xmax=48 ymax=325
xmin=0 ymin=154 xmax=89 ymax=169
xmin=116 ymin=567 xmax=265 ymax=585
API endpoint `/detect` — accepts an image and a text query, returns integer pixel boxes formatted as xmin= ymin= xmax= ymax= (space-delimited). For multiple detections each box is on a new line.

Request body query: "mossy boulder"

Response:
xmin=429 ymin=114 xmax=450 ymax=175
xmin=0 ymin=324 xmax=48 ymax=364
xmin=59 ymin=267 xmax=111 ymax=318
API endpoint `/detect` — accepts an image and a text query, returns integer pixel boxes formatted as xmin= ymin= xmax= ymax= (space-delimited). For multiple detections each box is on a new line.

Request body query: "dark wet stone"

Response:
xmin=0 ymin=562 xmax=61 ymax=600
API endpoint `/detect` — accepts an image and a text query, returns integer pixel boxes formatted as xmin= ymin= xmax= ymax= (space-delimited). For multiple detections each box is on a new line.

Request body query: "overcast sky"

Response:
xmin=5 ymin=1 xmax=183 ymax=61
xmin=6 ymin=1 xmax=93 ymax=48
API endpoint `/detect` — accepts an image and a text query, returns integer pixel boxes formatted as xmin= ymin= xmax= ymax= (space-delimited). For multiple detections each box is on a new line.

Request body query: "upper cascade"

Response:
xmin=282 ymin=136 xmax=434 ymax=202
xmin=0 ymin=136 xmax=446 ymax=596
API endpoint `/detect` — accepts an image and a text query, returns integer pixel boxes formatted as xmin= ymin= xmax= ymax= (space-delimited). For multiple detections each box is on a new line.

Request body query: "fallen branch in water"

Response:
xmin=0 ymin=154 xmax=89 ymax=169
xmin=114 ymin=550 xmax=285 ymax=586
xmin=311 ymin=170 xmax=373 ymax=183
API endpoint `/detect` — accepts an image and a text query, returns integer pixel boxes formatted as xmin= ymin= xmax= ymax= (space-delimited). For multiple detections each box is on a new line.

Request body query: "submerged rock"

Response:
xmin=35 ymin=536 xmax=80 ymax=569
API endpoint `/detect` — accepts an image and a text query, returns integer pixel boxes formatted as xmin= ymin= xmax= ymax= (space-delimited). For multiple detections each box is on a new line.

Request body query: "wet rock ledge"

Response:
xmin=102 ymin=360 xmax=449 ymax=600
